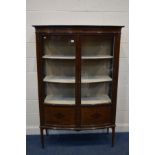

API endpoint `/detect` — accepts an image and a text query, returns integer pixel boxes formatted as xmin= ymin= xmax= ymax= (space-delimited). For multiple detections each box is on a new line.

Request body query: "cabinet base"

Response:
xmin=40 ymin=124 xmax=116 ymax=148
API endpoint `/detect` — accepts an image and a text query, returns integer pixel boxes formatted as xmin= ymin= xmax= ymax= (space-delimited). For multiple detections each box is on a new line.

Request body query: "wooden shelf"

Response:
xmin=82 ymin=55 xmax=113 ymax=59
xmin=44 ymin=95 xmax=111 ymax=105
xmin=44 ymin=95 xmax=75 ymax=105
xmin=43 ymin=75 xmax=112 ymax=83
xmin=43 ymin=76 xmax=75 ymax=83
xmin=81 ymin=95 xmax=111 ymax=105
xmin=42 ymin=55 xmax=113 ymax=60
xmin=82 ymin=75 xmax=112 ymax=83
xmin=42 ymin=55 xmax=75 ymax=59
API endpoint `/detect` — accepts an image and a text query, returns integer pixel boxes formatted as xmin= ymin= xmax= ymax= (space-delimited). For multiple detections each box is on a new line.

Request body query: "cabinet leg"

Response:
xmin=40 ymin=128 xmax=44 ymax=148
xmin=45 ymin=129 xmax=49 ymax=136
xmin=112 ymin=127 xmax=115 ymax=147
xmin=107 ymin=128 xmax=109 ymax=134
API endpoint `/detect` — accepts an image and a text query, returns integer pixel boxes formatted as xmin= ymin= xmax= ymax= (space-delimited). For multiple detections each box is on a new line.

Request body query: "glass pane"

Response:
xmin=81 ymin=35 xmax=113 ymax=105
xmin=43 ymin=35 xmax=75 ymax=57
xmin=81 ymin=35 xmax=113 ymax=57
xmin=43 ymin=35 xmax=76 ymax=105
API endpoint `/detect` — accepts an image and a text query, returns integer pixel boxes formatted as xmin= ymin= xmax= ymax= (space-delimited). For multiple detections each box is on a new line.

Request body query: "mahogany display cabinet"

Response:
xmin=33 ymin=25 xmax=124 ymax=148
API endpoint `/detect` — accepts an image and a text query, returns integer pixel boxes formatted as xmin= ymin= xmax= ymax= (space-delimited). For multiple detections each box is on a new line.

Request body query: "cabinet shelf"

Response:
xmin=42 ymin=55 xmax=113 ymax=60
xmin=43 ymin=75 xmax=112 ymax=83
xmin=44 ymin=95 xmax=111 ymax=105
xmin=82 ymin=55 xmax=113 ymax=59
xmin=42 ymin=55 xmax=75 ymax=59
xmin=44 ymin=96 xmax=75 ymax=105
xmin=43 ymin=76 xmax=75 ymax=83
xmin=81 ymin=95 xmax=111 ymax=105
xmin=82 ymin=75 xmax=112 ymax=83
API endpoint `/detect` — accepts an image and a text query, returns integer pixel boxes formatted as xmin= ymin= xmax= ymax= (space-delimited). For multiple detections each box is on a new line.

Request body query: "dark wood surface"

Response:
xmin=44 ymin=106 xmax=76 ymax=126
xmin=75 ymin=34 xmax=81 ymax=129
xmin=34 ymin=26 xmax=123 ymax=147
xmin=35 ymin=33 xmax=45 ymax=126
xmin=81 ymin=105 xmax=112 ymax=126
xmin=34 ymin=25 xmax=124 ymax=34
xmin=111 ymin=33 xmax=121 ymax=124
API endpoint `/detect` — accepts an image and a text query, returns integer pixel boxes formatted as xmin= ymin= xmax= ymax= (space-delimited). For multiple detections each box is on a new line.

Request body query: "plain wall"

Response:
xmin=26 ymin=0 xmax=129 ymax=134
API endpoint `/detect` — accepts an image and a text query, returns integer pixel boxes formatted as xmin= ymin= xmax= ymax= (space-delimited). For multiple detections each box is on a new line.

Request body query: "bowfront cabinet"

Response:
xmin=33 ymin=25 xmax=124 ymax=148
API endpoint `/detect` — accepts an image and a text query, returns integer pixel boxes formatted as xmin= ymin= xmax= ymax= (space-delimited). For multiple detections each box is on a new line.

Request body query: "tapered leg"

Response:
xmin=45 ymin=129 xmax=49 ymax=136
xmin=112 ymin=127 xmax=115 ymax=147
xmin=40 ymin=128 xmax=44 ymax=148
xmin=107 ymin=128 xmax=109 ymax=134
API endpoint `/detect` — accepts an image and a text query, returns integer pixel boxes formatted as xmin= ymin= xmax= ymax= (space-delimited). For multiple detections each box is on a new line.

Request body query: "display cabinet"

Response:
xmin=33 ymin=25 xmax=124 ymax=148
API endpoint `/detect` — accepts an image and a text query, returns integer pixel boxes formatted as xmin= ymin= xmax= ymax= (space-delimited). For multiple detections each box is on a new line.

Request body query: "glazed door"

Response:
xmin=42 ymin=35 xmax=76 ymax=105
xmin=41 ymin=34 xmax=77 ymax=127
xmin=80 ymin=34 xmax=114 ymax=126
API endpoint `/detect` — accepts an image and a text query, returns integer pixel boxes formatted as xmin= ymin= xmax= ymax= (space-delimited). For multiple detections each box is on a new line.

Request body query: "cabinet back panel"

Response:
xmin=46 ymin=83 xmax=75 ymax=98
xmin=45 ymin=60 xmax=75 ymax=77
xmin=82 ymin=60 xmax=112 ymax=76
xmin=81 ymin=35 xmax=113 ymax=56
xmin=81 ymin=83 xmax=111 ymax=98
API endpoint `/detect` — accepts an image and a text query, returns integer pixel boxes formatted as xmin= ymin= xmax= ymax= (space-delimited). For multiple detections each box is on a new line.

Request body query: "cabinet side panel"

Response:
xmin=35 ymin=32 xmax=45 ymax=126
xmin=112 ymin=32 xmax=121 ymax=124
